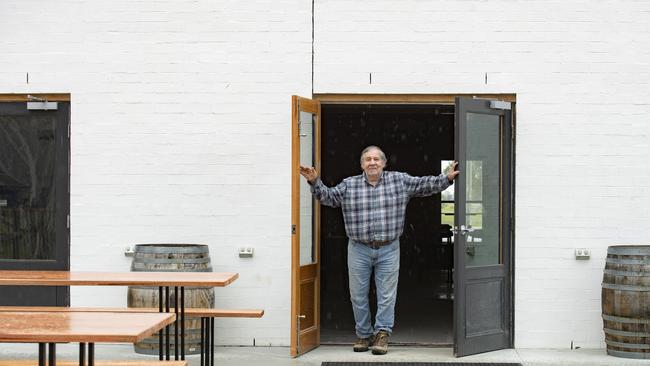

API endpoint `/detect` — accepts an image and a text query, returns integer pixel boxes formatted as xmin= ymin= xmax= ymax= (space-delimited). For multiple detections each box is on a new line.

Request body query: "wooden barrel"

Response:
xmin=128 ymin=244 xmax=215 ymax=355
xmin=602 ymin=245 xmax=650 ymax=359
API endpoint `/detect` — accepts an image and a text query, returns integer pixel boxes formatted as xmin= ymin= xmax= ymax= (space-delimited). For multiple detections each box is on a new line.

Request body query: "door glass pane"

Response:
xmin=465 ymin=112 xmax=500 ymax=267
xmin=441 ymin=160 xmax=455 ymax=244
xmin=299 ymin=111 xmax=315 ymax=265
xmin=0 ymin=114 xmax=57 ymax=260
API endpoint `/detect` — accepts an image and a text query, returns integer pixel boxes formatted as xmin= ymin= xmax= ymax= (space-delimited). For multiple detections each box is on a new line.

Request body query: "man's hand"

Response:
xmin=447 ymin=161 xmax=460 ymax=183
xmin=300 ymin=165 xmax=318 ymax=184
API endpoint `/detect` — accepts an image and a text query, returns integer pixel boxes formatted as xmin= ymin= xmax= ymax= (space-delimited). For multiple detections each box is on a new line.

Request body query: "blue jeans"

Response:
xmin=347 ymin=238 xmax=400 ymax=338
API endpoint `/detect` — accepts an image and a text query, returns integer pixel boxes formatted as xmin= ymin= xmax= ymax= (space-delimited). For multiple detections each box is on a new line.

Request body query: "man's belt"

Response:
xmin=361 ymin=239 xmax=392 ymax=249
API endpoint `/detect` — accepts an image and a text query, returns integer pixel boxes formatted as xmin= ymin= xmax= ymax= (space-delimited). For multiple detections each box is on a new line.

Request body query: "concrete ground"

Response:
xmin=1 ymin=344 xmax=648 ymax=366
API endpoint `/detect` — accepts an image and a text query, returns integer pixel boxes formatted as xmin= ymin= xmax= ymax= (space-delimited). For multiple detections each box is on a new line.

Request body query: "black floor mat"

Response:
xmin=322 ymin=363 xmax=522 ymax=366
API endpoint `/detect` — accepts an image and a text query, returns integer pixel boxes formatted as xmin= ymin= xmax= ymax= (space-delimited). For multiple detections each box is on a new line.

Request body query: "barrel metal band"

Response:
xmin=135 ymin=246 xmax=210 ymax=254
xmin=606 ymin=258 xmax=650 ymax=265
xmin=604 ymin=328 xmax=650 ymax=337
xmin=133 ymin=258 xmax=211 ymax=264
xmin=606 ymin=339 xmax=650 ymax=350
xmin=608 ymin=246 xmax=650 ymax=256
xmin=607 ymin=349 xmax=650 ymax=359
xmin=604 ymin=269 xmax=650 ymax=277
xmin=602 ymin=314 xmax=650 ymax=324
xmin=602 ymin=283 xmax=650 ymax=292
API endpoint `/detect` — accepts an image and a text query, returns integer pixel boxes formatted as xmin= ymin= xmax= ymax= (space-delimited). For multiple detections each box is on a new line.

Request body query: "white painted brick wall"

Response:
xmin=315 ymin=0 xmax=650 ymax=349
xmin=2 ymin=0 xmax=649 ymax=350
xmin=0 ymin=0 xmax=312 ymax=346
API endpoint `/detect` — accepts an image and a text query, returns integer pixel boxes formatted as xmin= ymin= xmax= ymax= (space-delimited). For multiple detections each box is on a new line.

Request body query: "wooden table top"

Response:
xmin=0 ymin=271 xmax=238 ymax=287
xmin=0 ymin=311 xmax=175 ymax=343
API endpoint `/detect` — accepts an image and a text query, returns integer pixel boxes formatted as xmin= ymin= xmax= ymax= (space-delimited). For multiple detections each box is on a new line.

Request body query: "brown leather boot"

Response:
xmin=352 ymin=335 xmax=375 ymax=352
xmin=371 ymin=330 xmax=390 ymax=355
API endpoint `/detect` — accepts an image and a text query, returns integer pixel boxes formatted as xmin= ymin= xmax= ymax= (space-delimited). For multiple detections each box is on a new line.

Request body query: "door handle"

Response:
xmin=465 ymin=245 xmax=476 ymax=256
xmin=452 ymin=225 xmax=475 ymax=236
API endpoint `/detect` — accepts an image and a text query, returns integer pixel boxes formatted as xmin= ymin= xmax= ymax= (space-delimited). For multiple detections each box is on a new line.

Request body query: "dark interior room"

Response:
xmin=319 ymin=103 xmax=456 ymax=345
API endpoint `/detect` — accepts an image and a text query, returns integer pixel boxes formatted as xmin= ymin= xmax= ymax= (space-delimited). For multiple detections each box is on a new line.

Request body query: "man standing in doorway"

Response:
xmin=300 ymin=145 xmax=459 ymax=355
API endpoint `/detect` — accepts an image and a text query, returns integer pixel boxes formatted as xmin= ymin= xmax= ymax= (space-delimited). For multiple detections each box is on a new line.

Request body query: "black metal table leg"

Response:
xmin=88 ymin=343 xmax=94 ymax=366
xmin=200 ymin=317 xmax=205 ymax=366
xmin=165 ymin=286 xmax=170 ymax=360
xmin=159 ymin=286 xmax=163 ymax=360
xmin=38 ymin=343 xmax=46 ymax=366
xmin=48 ymin=343 xmax=56 ymax=366
xmin=79 ymin=343 xmax=86 ymax=366
xmin=174 ymin=285 xmax=179 ymax=360
xmin=181 ymin=286 xmax=185 ymax=360
xmin=206 ymin=317 xmax=211 ymax=366
xmin=211 ymin=317 xmax=215 ymax=366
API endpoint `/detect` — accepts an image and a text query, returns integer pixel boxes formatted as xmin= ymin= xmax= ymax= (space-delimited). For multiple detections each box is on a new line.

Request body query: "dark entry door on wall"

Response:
xmin=0 ymin=100 xmax=70 ymax=306
xmin=453 ymin=97 xmax=514 ymax=356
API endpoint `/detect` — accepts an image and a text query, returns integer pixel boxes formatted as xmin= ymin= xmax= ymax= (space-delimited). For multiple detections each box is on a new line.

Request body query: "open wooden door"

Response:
xmin=453 ymin=97 xmax=514 ymax=356
xmin=290 ymin=95 xmax=321 ymax=357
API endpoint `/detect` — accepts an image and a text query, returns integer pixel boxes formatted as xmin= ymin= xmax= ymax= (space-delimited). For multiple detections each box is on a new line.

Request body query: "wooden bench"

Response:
xmin=0 ymin=361 xmax=187 ymax=366
xmin=0 ymin=307 xmax=263 ymax=366
xmin=0 ymin=306 xmax=264 ymax=318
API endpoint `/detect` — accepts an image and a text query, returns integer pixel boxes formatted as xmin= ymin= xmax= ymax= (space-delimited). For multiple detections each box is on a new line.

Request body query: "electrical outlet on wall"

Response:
xmin=239 ymin=247 xmax=254 ymax=258
xmin=575 ymin=248 xmax=590 ymax=259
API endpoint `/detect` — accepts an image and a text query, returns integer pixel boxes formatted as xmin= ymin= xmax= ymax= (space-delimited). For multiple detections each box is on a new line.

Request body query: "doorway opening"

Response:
xmin=319 ymin=103 xmax=455 ymax=345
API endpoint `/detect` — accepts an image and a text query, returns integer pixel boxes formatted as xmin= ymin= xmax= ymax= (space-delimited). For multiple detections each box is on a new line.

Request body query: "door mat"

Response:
xmin=322 ymin=363 xmax=523 ymax=366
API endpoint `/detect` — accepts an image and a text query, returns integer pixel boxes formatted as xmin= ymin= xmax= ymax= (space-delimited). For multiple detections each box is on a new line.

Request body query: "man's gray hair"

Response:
xmin=360 ymin=145 xmax=387 ymax=165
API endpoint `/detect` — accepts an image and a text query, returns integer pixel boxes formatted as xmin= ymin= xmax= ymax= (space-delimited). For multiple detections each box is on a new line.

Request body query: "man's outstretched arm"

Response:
xmin=403 ymin=161 xmax=460 ymax=197
xmin=299 ymin=165 xmax=346 ymax=208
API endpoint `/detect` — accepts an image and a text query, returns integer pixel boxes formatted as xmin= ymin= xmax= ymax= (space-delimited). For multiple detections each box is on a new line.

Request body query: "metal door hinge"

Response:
xmin=67 ymin=215 xmax=70 ymax=229
xmin=291 ymin=225 xmax=296 ymax=234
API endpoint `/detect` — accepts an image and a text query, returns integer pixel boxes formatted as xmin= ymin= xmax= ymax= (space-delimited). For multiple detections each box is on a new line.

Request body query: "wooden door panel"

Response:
xmin=291 ymin=96 xmax=321 ymax=357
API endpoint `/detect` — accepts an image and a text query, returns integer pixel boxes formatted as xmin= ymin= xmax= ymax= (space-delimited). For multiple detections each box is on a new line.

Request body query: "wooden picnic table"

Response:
xmin=0 ymin=311 xmax=176 ymax=366
xmin=0 ymin=271 xmax=238 ymax=287
xmin=0 ymin=271 xmax=239 ymax=361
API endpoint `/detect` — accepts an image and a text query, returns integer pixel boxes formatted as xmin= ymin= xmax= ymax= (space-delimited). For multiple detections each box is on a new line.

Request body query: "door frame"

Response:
xmin=310 ymin=93 xmax=516 ymax=352
xmin=0 ymin=93 xmax=71 ymax=306
xmin=315 ymin=94 xmax=515 ymax=104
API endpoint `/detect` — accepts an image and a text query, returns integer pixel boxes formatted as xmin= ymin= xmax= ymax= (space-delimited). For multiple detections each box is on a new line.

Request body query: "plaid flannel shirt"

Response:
xmin=311 ymin=170 xmax=451 ymax=244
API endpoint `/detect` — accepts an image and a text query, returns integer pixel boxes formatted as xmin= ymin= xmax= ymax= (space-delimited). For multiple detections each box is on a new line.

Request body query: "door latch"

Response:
xmin=452 ymin=225 xmax=474 ymax=236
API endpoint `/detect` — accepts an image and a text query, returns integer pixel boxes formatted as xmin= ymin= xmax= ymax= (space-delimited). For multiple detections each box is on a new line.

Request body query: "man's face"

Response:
xmin=361 ymin=149 xmax=386 ymax=177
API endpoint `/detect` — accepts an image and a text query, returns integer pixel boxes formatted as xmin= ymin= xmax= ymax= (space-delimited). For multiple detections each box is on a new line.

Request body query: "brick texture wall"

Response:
xmin=2 ymin=0 xmax=649 ymax=349
xmin=315 ymin=0 xmax=650 ymax=348
xmin=0 ymin=0 xmax=312 ymax=346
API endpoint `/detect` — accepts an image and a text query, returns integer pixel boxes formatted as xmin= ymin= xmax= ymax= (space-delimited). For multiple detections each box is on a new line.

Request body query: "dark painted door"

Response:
xmin=0 ymin=101 xmax=70 ymax=305
xmin=453 ymin=97 xmax=513 ymax=356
